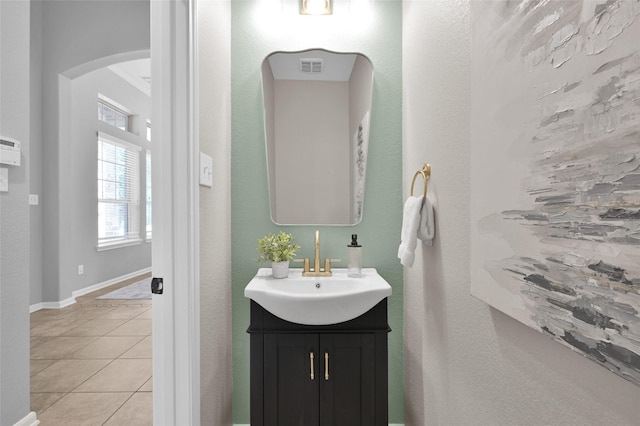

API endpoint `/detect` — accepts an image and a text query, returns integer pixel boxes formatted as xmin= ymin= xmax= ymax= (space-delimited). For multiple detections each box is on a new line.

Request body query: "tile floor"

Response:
xmin=30 ymin=274 xmax=152 ymax=425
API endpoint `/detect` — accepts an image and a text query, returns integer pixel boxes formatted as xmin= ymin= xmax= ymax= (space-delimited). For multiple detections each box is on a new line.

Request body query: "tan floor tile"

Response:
xmin=74 ymin=358 xmax=152 ymax=392
xmin=31 ymin=336 xmax=97 ymax=359
xmin=134 ymin=308 xmax=153 ymax=319
xmin=38 ymin=392 xmax=131 ymax=426
xmin=31 ymin=335 xmax=51 ymax=349
xmin=104 ymin=392 xmax=153 ymax=426
xmin=90 ymin=299 xmax=122 ymax=305
xmin=31 ymin=359 xmax=110 ymax=392
xmin=30 ymin=308 xmax=73 ymax=322
xmin=86 ymin=299 xmax=151 ymax=307
xmin=31 ymin=303 xmax=85 ymax=317
xmin=72 ymin=336 xmax=145 ymax=359
xmin=30 ymin=308 xmax=62 ymax=320
xmin=98 ymin=305 xmax=151 ymax=320
xmin=139 ymin=377 xmax=152 ymax=392
xmin=62 ymin=318 xmax=127 ymax=337
xmin=120 ymin=336 xmax=152 ymax=359
xmin=30 ymin=278 xmax=153 ymax=421
xmin=123 ymin=299 xmax=153 ymax=307
xmin=107 ymin=319 xmax=152 ymax=336
xmin=30 ymin=317 xmax=90 ymax=336
xmin=30 ymin=392 xmax=66 ymax=414
xmin=62 ymin=305 xmax=118 ymax=320
xmin=30 ymin=359 xmax=57 ymax=376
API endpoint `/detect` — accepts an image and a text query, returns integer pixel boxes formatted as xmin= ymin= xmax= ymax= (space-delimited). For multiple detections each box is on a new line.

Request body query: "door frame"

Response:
xmin=151 ymin=0 xmax=200 ymax=424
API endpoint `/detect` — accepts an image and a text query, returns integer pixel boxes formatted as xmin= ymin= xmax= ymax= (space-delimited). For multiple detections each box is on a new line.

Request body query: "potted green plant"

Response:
xmin=256 ymin=231 xmax=301 ymax=278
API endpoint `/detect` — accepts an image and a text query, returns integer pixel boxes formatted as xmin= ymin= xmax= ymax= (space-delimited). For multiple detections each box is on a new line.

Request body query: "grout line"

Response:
xmin=66 ymin=358 xmax=119 ymax=394
xmin=100 ymin=391 xmax=138 ymax=426
xmin=34 ymin=391 xmax=70 ymax=417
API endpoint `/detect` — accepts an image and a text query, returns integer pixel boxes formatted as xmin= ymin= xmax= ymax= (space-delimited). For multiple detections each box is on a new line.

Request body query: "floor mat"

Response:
xmin=96 ymin=277 xmax=152 ymax=300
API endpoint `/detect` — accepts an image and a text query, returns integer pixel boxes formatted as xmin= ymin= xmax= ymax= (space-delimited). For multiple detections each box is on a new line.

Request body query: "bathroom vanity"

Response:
xmin=247 ymin=299 xmax=389 ymax=425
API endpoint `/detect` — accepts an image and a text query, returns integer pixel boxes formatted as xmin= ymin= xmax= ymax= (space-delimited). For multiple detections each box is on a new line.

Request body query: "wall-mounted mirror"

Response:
xmin=262 ymin=49 xmax=373 ymax=225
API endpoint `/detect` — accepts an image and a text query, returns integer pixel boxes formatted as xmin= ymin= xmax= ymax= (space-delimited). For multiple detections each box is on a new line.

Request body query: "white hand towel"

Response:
xmin=417 ymin=192 xmax=435 ymax=246
xmin=398 ymin=196 xmax=423 ymax=267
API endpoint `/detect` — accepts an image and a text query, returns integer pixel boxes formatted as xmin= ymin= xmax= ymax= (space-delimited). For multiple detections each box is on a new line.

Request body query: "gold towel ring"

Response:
xmin=410 ymin=164 xmax=431 ymax=198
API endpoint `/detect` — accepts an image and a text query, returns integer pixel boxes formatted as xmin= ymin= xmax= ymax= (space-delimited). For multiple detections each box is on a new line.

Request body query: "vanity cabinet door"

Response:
xmin=261 ymin=333 xmax=376 ymax=426
xmin=319 ymin=333 xmax=375 ymax=426
xmin=250 ymin=301 xmax=388 ymax=426
xmin=263 ymin=333 xmax=319 ymax=426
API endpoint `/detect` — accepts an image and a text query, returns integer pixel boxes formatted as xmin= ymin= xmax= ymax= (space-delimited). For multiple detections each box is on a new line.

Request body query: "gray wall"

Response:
xmin=0 ymin=1 xmax=31 ymax=423
xmin=402 ymin=1 xmax=640 ymax=425
xmin=63 ymin=67 xmax=151 ymax=295
xmin=30 ymin=1 xmax=44 ymax=305
xmin=35 ymin=0 xmax=151 ymax=304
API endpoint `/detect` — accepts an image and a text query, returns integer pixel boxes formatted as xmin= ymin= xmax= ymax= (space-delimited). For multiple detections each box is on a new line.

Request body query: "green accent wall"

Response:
xmin=231 ymin=1 xmax=403 ymax=422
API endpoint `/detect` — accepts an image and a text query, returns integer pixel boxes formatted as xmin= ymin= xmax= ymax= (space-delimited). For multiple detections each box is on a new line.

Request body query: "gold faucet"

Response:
xmin=299 ymin=230 xmax=335 ymax=277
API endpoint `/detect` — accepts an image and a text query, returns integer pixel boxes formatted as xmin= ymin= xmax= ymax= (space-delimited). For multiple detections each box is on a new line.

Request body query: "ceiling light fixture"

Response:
xmin=299 ymin=0 xmax=333 ymax=15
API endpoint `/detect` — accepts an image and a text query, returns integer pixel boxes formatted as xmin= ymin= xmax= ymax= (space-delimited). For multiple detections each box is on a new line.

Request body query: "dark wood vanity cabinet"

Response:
xmin=248 ymin=300 xmax=389 ymax=426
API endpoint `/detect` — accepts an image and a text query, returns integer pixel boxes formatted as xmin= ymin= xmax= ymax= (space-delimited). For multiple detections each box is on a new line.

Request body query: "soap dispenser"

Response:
xmin=347 ymin=234 xmax=362 ymax=277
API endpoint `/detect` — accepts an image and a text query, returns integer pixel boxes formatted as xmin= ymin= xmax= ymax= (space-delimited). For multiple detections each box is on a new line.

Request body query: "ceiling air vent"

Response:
xmin=299 ymin=58 xmax=323 ymax=73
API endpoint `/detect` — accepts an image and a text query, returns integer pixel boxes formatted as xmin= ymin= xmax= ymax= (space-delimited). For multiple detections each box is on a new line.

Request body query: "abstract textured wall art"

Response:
xmin=470 ymin=0 xmax=640 ymax=386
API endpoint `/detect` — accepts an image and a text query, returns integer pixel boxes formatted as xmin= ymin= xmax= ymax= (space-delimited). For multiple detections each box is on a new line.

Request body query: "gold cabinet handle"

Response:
xmin=324 ymin=352 xmax=329 ymax=381
xmin=310 ymin=352 xmax=315 ymax=380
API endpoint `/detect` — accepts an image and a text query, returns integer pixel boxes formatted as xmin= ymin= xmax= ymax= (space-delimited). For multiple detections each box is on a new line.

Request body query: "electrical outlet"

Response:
xmin=78 ymin=265 xmax=84 ymax=275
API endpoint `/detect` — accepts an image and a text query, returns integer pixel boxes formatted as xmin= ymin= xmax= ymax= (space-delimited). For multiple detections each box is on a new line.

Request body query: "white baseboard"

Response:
xmin=235 ymin=424 xmax=403 ymax=425
xmin=13 ymin=411 xmax=39 ymax=426
xmin=29 ymin=303 xmax=43 ymax=314
xmin=29 ymin=296 xmax=76 ymax=313
xmin=71 ymin=267 xmax=152 ymax=299
xmin=29 ymin=267 xmax=152 ymax=312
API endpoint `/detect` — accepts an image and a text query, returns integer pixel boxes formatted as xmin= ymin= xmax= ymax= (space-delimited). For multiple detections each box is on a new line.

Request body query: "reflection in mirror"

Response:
xmin=262 ymin=49 xmax=373 ymax=225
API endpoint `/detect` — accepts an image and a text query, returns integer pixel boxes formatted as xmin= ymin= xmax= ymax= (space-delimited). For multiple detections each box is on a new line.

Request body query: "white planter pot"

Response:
xmin=271 ymin=260 xmax=290 ymax=279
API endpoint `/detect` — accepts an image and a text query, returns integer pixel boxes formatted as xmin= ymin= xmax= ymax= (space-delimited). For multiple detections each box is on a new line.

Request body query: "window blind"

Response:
xmin=97 ymin=133 xmax=141 ymax=246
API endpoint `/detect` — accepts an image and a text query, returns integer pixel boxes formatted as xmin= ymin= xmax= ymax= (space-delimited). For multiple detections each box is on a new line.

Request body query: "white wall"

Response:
xmin=402 ymin=1 xmax=640 ymax=425
xmin=198 ymin=0 xmax=233 ymax=424
xmin=0 ymin=1 xmax=31 ymax=423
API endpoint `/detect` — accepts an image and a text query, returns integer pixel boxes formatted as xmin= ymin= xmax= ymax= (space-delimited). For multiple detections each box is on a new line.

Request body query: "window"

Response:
xmin=146 ymin=150 xmax=152 ymax=240
xmin=97 ymin=133 xmax=141 ymax=248
xmin=98 ymin=98 xmax=130 ymax=131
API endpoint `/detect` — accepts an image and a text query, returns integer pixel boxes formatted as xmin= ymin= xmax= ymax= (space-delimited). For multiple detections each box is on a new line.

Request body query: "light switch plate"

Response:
xmin=199 ymin=152 xmax=213 ymax=187
xmin=0 ymin=167 xmax=8 ymax=192
xmin=29 ymin=194 xmax=39 ymax=205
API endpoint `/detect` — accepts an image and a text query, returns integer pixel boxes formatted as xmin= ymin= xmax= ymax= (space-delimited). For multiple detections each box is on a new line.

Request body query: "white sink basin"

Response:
xmin=244 ymin=268 xmax=392 ymax=325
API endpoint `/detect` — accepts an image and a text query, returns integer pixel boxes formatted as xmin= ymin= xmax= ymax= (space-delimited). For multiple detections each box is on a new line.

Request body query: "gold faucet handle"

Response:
xmin=324 ymin=258 xmax=342 ymax=272
xmin=293 ymin=258 xmax=311 ymax=272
